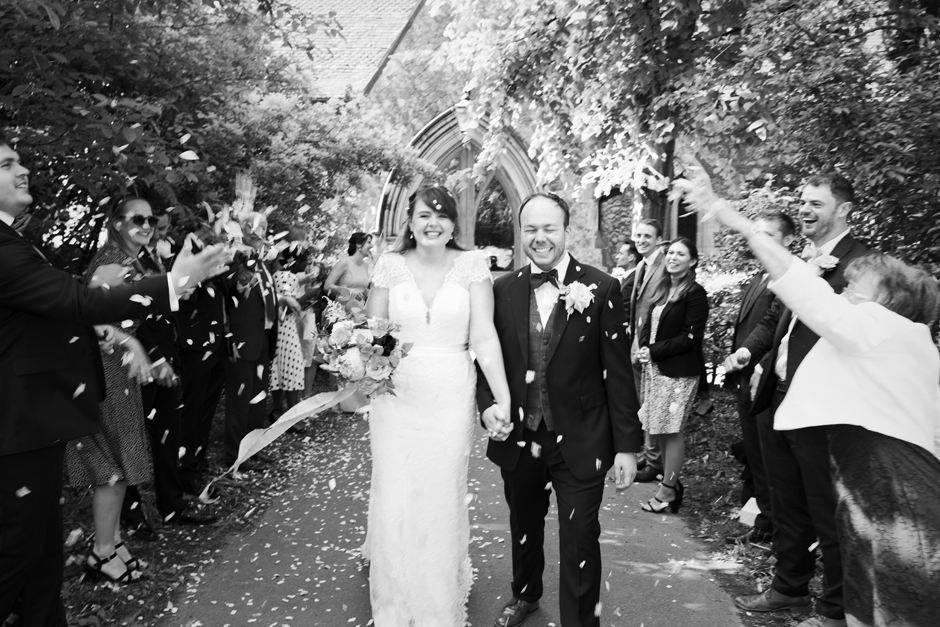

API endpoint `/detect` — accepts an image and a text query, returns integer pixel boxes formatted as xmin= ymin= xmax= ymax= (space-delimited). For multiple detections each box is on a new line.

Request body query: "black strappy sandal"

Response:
xmin=641 ymin=480 xmax=684 ymax=514
xmin=114 ymin=540 xmax=144 ymax=574
xmin=83 ymin=551 xmax=141 ymax=584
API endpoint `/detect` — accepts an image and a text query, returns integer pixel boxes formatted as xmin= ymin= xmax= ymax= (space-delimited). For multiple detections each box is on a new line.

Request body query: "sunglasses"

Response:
xmin=124 ymin=214 xmax=160 ymax=228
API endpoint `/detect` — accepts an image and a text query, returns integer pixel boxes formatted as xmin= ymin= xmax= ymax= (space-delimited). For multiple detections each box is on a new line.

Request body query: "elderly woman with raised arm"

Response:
xmin=674 ymin=167 xmax=940 ymax=627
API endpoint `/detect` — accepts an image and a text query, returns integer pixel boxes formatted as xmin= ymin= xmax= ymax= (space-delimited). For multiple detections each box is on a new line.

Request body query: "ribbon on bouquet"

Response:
xmin=198 ymin=386 xmax=358 ymax=503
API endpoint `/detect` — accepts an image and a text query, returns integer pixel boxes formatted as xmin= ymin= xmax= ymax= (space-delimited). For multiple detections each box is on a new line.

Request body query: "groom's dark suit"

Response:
xmin=478 ymin=256 xmax=642 ymax=627
xmin=0 ymin=219 xmax=173 ymax=626
xmin=740 ymin=233 xmax=868 ymax=620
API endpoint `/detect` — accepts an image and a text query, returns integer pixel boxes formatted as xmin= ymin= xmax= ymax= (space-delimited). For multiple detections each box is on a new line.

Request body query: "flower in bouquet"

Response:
xmin=329 ymin=320 xmax=355 ymax=346
xmin=364 ymin=355 xmax=393 ymax=381
xmin=336 ymin=347 xmax=366 ymax=381
xmin=323 ymin=299 xmax=348 ymax=326
xmin=350 ymin=328 xmax=375 ymax=346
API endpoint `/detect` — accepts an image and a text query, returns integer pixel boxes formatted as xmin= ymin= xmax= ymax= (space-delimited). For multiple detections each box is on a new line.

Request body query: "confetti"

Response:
xmin=525 ymin=370 xmax=535 ymax=384
xmin=177 ymin=275 xmax=190 ymax=287
xmin=65 ymin=529 xmax=83 ymax=546
xmin=15 ymin=486 xmax=31 ymax=498
xmin=530 ymin=443 xmax=541 ymax=458
xmin=596 ymin=458 xmax=602 ymax=471
xmin=556 ymin=434 xmax=563 ymax=443
xmin=520 ymin=535 xmax=527 ymax=545
xmin=545 ymin=481 xmax=552 ymax=491
xmin=249 ymin=391 xmax=266 ymax=404
xmin=129 ymin=294 xmax=153 ymax=306
xmin=328 ymin=478 xmax=337 ymax=490
xmin=72 ymin=383 xmax=86 ymax=398
xmin=69 ymin=336 xmax=79 ymax=343
xmin=808 ymin=541 xmax=819 ymax=552
xmin=179 ymin=446 xmax=186 ymax=459
xmin=594 ymin=602 xmax=603 ymax=617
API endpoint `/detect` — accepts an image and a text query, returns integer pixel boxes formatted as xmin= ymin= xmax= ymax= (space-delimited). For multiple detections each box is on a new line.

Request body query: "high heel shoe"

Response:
xmin=83 ymin=551 xmax=141 ymax=584
xmin=641 ymin=481 xmax=684 ymax=514
xmin=115 ymin=541 xmax=145 ymax=574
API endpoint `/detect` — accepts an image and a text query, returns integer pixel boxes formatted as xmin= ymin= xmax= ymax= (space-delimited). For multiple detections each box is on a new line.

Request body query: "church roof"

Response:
xmin=287 ymin=0 xmax=423 ymax=98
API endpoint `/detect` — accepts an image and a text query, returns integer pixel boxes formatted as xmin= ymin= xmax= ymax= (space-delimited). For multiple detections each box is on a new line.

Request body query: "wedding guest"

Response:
xmin=636 ymin=238 xmax=708 ymax=513
xmin=223 ymin=212 xmax=278 ymax=471
xmin=269 ymin=236 xmax=307 ymax=421
xmin=0 ymin=132 xmax=230 ymax=624
xmin=691 ymin=175 xmax=940 ymax=627
xmin=324 ymin=231 xmax=372 ymax=306
xmin=133 ymin=205 xmax=216 ymax=526
xmin=614 ymin=240 xmax=640 ymax=316
xmin=725 ymin=211 xmax=795 ymax=544
xmin=325 ymin=231 xmax=373 ymax=412
xmin=629 ymin=219 xmax=668 ymax=482
xmin=176 ymin=207 xmax=230 ymax=495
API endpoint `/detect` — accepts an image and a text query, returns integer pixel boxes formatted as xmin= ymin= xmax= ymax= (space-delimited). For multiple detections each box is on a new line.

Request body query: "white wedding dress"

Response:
xmin=363 ymin=250 xmax=491 ymax=627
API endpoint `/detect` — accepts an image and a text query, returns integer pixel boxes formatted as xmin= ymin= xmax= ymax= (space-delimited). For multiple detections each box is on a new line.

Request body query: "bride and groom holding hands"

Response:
xmin=363 ymin=186 xmax=643 ymax=627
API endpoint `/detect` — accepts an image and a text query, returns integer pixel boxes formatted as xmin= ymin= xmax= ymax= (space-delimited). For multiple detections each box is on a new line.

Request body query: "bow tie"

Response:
xmin=530 ymin=268 xmax=559 ymax=288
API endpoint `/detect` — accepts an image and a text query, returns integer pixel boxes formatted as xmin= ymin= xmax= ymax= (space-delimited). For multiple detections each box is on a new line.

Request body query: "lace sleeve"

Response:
xmin=462 ymin=250 xmax=493 ymax=285
xmin=370 ymin=253 xmax=399 ymax=289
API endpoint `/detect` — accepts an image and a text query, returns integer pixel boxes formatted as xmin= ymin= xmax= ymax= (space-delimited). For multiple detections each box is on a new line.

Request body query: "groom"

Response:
xmin=478 ymin=193 xmax=643 ymax=627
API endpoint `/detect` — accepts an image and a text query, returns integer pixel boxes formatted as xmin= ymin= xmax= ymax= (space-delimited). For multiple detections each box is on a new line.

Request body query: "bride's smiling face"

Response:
xmin=410 ymin=200 xmax=454 ymax=248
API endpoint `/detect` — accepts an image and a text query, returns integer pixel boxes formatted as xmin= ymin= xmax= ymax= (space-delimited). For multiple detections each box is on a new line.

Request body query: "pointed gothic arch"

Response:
xmin=376 ymin=107 xmax=539 ymax=269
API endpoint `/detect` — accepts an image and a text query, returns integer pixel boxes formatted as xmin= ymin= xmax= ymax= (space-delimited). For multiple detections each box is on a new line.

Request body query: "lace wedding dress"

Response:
xmin=363 ymin=250 xmax=491 ymax=627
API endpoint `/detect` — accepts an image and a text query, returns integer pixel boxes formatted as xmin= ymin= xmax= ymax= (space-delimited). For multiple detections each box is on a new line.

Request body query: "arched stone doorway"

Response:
xmin=376 ymin=106 xmax=539 ymax=269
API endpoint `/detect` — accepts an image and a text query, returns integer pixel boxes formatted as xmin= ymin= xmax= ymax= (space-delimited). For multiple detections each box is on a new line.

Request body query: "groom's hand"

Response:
xmin=482 ymin=405 xmax=512 ymax=441
xmin=614 ymin=452 xmax=637 ymax=491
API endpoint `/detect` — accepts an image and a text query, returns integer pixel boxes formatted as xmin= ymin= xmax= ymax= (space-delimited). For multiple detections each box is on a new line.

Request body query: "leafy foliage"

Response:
xmin=1 ymin=0 xmax=425 ymax=270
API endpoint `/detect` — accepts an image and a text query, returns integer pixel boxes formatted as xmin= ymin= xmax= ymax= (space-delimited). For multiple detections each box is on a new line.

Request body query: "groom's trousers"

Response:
xmin=502 ymin=422 xmax=606 ymax=627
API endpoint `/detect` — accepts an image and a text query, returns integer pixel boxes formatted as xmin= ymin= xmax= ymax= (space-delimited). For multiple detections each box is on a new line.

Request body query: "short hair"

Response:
xmin=393 ymin=186 xmax=463 ymax=253
xmin=518 ymin=192 xmax=570 ymax=227
xmin=347 ymin=232 xmax=371 ymax=256
xmin=637 ymin=218 xmax=663 ymax=239
xmin=621 ymin=240 xmax=640 ymax=261
xmin=845 ymin=253 xmax=940 ymax=326
xmin=0 ymin=130 xmax=10 ymax=149
xmin=805 ymin=173 xmax=855 ymax=206
xmin=757 ymin=210 xmax=796 ymax=238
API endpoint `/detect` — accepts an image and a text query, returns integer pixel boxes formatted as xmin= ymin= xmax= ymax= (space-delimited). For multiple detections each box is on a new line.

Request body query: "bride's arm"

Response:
xmin=365 ymin=286 xmax=389 ymax=319
xmin=469 ymin=281 xmax=512 ymax=422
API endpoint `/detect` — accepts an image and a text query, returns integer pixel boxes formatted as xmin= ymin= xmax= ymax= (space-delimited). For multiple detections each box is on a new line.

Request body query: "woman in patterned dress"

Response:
xmin=636 ymin=238 xmax=708 ymax=514
xmin=269 ymin=239 xmax=308 ymax=420
xmin=66 ymin=198 xmax=158 ymax=584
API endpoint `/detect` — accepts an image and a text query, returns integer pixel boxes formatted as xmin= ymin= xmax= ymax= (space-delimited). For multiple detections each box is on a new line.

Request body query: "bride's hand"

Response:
xmin=483 ymin=404 xmax=512 ymax=441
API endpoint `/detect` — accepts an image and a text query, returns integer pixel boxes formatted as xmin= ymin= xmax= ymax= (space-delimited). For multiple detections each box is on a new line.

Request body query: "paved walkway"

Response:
xmin=160 ymin=415 xmax=743 ymax=627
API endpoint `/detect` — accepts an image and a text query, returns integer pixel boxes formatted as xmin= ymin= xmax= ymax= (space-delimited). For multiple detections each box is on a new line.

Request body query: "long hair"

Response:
xmin=392 ymin=186 xmax=464 ymax=253
xmin=649 ymin=237 xmax=699 ymax=305
xmin=347 ymin=231 xmax=371 ymax=256
xmin=105 ymin=197 xmax=152 ymax=254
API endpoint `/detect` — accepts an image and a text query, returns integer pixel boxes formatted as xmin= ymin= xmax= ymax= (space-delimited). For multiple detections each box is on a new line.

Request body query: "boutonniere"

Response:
xmin=559 ymin=281 xmax=597 ymax=318
xmin=810 ymin=254 xmax=839 ymax=276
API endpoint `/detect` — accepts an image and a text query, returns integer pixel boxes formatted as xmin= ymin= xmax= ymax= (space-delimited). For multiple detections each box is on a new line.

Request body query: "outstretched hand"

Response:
xmin=169 ymin=239 xmax=234 ymax=293
xmin=670 ymin=154 xmax=752 ymax=234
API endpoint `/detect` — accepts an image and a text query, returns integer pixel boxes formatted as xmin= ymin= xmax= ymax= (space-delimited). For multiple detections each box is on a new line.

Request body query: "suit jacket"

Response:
xmin=227 ymin=253 xmax=278 ymax=362
xmin=0 ymin=221 xmax=171 ymax=456
xmin=630 ymin=250 xmax=667 ymax=340
xmin=639 ymin=282 xmax=709 ymax=378
xmin=619 ymin=267 xmax=637 ymax=330
xmin=136 ymin=247 xmax=180 ymax=367
xmin=171 ymin=240 xmax=231 ymax=357
xmin=728 ymin=272 xmax=774 ymax=388
xmin=742 ymin=234 xmax=870 ymax=415
xmin=477 ymin=256 xmax=643 ymax=480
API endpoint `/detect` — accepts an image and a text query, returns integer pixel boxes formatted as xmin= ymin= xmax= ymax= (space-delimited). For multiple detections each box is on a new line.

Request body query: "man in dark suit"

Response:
xmin=725 ymin=211 xmax=795 ymax=544
xmin=0 ymin=133 xmax=230 ymax=626
xmin=726 ymin=175 xmax=868 ymax=627
xmin=478 ymin=193 xmax=642 ymax=627
xmin=614 ymin=240 xmax=639 ymax=310
xmin=223 ymin=212 xmax=278 ymax=470
xmin=628 ymin=219 xmax=668 ymax=482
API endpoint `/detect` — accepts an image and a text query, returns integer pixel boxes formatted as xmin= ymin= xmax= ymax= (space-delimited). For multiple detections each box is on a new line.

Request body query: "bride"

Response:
xmin=364 ymin=186 xmax=512 ymax=626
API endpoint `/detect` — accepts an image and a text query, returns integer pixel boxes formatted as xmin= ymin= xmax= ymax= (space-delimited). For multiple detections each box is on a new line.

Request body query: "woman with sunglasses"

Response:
xmin=65 ymin=198 xmax=161 ymax=584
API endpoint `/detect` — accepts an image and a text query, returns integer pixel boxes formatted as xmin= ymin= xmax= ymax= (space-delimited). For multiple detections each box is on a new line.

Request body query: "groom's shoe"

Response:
xmin=494 ymin=598 xmax=539 ymax=627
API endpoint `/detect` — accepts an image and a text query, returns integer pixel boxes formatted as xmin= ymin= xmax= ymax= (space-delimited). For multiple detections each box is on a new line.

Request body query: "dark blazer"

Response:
xmin=630 ymin=250 xmax=667 ymax=339
xmin=171 ymin=240 xmax=231 ymax=357
xmin=742 ymin=234 xmax=869 ymax=415
xmin=639 ymin=282 xmax=709 ymax=378
xmin=728 ymin=272 xmax=774 ymax=388
xmin=227 ymin=253 xmax=278 ymax=362
xmin=477 ymin=256 xmax=643 ymax=480
xmin=0 ymin=221 xmax=172 ymax=456
xmin=136 ymin=247 xmax=180 ymax=367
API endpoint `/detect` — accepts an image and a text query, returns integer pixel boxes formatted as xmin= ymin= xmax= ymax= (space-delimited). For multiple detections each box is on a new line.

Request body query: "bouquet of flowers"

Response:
xmin=316 ymin=299 xmax=410 ymax=398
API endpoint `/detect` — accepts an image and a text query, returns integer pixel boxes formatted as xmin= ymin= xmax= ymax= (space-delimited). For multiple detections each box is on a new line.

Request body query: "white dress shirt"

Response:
xmin=530 ymin=252 xmax=571 ymax=328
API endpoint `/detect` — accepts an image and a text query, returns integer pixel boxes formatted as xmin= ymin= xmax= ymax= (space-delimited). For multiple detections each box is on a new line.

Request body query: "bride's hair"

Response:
xmin=392 ymin=186 xmax=464 ymax=253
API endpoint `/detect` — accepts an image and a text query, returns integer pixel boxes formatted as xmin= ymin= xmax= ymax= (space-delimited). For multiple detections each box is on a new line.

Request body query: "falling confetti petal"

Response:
xmin=129 ymin=294 xmax=152 ymax=306
xmin=72 ymin=383 xmax=86 ymax=398
xmin=556 ymin=434 xmax=563 ymax=443
xmin=520 ymin=535 xmax=527 ymax=544
xmin=525 ymin=370 xmax=535 ymax=384
xmin=15 ymin=486 xmax=31 ymax=498
xmin=594 ymin=602 xmax=603 ymax=617
xmin=808 ymin=541 xmax=819 ymax=552
xmin=177 ymin=275 xmax=190 ymax=287
xmin=596 ymin=458 xmax=602 ymax=471
xmin=531 ymin=443 xmax=542 ymax=458
xmin=69 ymin=336 xmax=79 ymax=343
xmin=249 ymin=391 xmax=266 ymax=404
xmin=328 ymin=478 xmax=337 ymax=490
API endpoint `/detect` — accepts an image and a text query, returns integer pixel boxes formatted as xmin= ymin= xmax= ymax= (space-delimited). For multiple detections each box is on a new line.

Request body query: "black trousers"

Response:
xmin=0 ymin=445 xmax=68 ymax=627
xmin=178 ymin=346 xmax=227 ymax=483
xmin=223 ymin=334 xmax=271 ymax=464
xmin=502 ymin=422 xmax=606 ymax=627
xmin=737 ymin=382 xmax=773 ymax=534
xmin=138 ymin=380 xmax=186 ymax=520
xmin=764 ymin=388 xmax=844 ymax=619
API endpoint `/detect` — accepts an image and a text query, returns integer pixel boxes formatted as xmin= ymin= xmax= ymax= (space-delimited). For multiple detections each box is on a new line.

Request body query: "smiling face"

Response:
xmin=520 ymin=195 xmax=568 ymax=271
xmin=799 ymin=184 xmax=850 ymax=246
xmin=410 ymin=199 xmax=455 ymax=249
xmin=360 ymin=235 xmax=374 ymax=257
xmin=633 ymin=223 xmax=662 ymax=259
xmin=0 ymin=144 xmax=32 ymax=218
xmin=115 ymin=199 xmax=154 ymax=250
xmin=665 ymin=240 xmax=696 ymax=278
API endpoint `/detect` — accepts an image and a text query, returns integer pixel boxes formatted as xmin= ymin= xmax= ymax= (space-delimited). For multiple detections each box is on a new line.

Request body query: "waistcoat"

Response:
xmin=525 ymin=288 xmax=557 ymax=432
